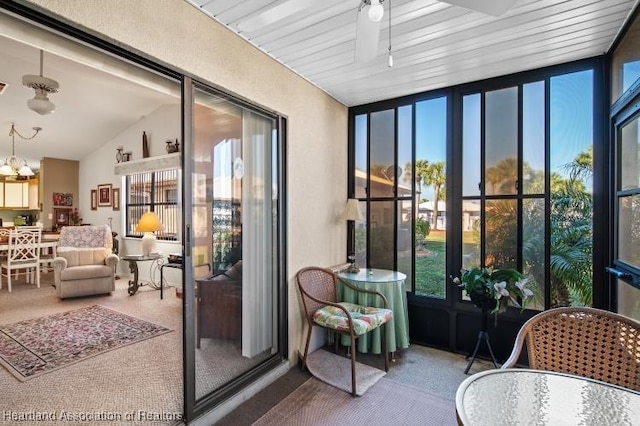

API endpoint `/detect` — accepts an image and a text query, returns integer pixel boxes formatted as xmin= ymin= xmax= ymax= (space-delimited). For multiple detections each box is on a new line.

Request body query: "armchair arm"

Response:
xmin=501 ymin=329 xmax=528 ymax=369
xmin=52 ymin=257 xmax=68 ymax=287
xmin=104 ymin=254 xmax=119 ymax=268
xmin=337 ymin=276 xmax=389 ymax=309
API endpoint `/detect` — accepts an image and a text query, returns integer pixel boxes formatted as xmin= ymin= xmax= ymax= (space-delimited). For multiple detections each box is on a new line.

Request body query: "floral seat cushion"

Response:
xmin=313 ymin=302 xmax=392 ymax=336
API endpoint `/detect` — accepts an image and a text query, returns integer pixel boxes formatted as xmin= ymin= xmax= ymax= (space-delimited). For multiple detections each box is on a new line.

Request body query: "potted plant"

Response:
xmin=451 ymin=266 xmax=533 ymax=315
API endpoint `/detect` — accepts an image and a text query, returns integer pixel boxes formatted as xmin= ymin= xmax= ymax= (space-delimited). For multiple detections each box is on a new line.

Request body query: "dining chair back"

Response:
xmin=502 ymin=307 xmax=640 ymax=391
xmin=296 ymin=266 xmax=392 ymax=396
xmin=0 ymin=226 xmax=41 ymax=292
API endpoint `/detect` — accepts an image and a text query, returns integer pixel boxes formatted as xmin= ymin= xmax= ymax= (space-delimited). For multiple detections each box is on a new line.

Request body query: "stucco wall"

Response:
xmin=22 ymin=0 xmax=348 ymax=362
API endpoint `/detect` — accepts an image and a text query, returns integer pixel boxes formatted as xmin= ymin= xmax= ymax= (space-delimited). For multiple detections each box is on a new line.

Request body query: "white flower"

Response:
xmin=494 ymin=281 xmax=509 ymax=299
xmin=523 ymin=288 xmax=534 ymax=298
xmin=515 ymin=277 xmax=530 ymax=290
xmin=452 ymin=277 xmax=461 ymax=284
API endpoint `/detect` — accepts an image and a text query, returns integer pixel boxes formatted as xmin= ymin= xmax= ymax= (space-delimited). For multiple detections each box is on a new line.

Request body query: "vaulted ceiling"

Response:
xmin=188 ymin=0 xmax=638 ymax=106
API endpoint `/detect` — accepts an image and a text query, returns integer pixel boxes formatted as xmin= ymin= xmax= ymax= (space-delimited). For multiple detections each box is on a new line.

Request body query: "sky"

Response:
xmin=356 ymin=69 xmax=596 ymax=201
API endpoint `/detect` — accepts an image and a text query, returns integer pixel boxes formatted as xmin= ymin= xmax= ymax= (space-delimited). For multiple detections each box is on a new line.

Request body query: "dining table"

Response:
xmin=455 ymin=368 xmax=640 ymax=425
xmin=0 ymin=238 xmax=59 ymax=254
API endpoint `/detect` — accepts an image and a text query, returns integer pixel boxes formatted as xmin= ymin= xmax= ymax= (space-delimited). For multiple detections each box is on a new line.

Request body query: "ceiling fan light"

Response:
xmin=368 ymin=0 xmax=384 ymax=22
xmin=27 ymin=89 xmax=56 ymax=115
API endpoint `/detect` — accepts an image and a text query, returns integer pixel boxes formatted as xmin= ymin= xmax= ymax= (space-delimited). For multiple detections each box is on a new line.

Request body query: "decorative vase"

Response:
xmin=469 ymin=290 xmax=497 ymax=311
xmin=142 ymin=131 xmax=149 ymax=158
xmin=166 ymin=140 xmax=176 ymax=153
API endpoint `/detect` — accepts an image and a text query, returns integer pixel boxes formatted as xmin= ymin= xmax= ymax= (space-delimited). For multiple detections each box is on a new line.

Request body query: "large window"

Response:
xmin=125 ymin=169 xmax=179 ymax=240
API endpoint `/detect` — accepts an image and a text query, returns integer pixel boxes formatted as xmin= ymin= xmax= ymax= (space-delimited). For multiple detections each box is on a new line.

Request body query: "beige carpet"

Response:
xmin=305 ymin=349 xmax=386 ymax=396
xmin=253 ymin=376 xmax=457 ymax=425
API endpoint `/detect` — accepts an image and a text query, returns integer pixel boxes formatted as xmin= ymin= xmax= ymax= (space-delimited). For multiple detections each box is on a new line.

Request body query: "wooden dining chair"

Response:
xmin=296 ymin=266 xmax=392 ymax=396
xmin=0 ymin=227 xmax=41 ymax=292
xmin=502 ymin=307 xmax=640 ymax=391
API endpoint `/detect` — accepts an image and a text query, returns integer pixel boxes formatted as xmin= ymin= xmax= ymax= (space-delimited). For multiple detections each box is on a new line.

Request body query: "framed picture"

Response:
xmin=97 ymin=183 xmax=112 ymax=207
xmin=53 ymin=192 xmax=73 ymax=206
xmin=112 ymin=188 xmax=120 ymax=211
xmin=54 ymin=208 xmax=71 ymax=227
xmin=91 ymin=189 xmax=97 ymax=210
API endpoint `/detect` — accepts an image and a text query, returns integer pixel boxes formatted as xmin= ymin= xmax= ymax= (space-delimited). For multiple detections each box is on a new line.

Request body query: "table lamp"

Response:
xmin=343 ymin=199 xmax=362 ymax=273
xmin=136 ymin=211 xmax=162 ymax=256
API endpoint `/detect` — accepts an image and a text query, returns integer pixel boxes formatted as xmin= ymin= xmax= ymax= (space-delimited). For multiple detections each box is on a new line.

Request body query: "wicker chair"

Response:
xmin=502 ymin=307 xmax=640 ymax=391
xmin=296 ymin=266 xmax=392 ymax=396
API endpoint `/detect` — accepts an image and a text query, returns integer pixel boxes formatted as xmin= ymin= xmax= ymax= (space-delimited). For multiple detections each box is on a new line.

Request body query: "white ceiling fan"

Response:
xmin=238 ymin=0 xmax=520 ymax=63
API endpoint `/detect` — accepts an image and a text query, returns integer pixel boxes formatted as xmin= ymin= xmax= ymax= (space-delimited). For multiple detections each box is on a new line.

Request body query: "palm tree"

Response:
xmin=405 ymin=159 xmax=431 ymax=224
xmin=423 ymin=162 xmax=445 ymax=230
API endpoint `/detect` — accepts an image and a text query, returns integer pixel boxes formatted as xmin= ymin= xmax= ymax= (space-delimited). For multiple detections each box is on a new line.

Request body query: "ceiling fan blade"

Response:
xmin=238 ymin=0 xmax=316 ymax=32
xmin=355 ymin=6 xmax=381 ymax=63
xmin=439 ymin=0 xmax=518 ymax=16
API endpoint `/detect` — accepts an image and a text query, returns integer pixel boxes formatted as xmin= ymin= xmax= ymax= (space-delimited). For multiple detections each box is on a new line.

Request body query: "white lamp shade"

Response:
xmin=343 ymin=199 xmax=362 ymax=221
xmin=368 ymin=0 xmax=384 ymax=22
xmin=27 ymin=90 xmax=55 ymax=115
xmin=18 ymin=163 xmax=34 ymax=176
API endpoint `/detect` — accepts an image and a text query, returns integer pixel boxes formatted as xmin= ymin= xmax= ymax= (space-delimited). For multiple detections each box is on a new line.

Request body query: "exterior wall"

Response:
xmin=23 ymin=0 xmax=348 ymax=362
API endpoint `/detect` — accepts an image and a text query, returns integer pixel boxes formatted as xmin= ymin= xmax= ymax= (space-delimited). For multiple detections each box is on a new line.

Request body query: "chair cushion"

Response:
xmin=60 ymin=264 xmax=113 ymax=281
xmin=57 ymin=247 xmax=109 ymax=267
xmin=313 ymin=302 xmax=392 ymax=336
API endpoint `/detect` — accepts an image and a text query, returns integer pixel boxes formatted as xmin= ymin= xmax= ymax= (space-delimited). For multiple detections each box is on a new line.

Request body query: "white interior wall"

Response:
xmin=26 ymin=0 xmax=349 ymax=362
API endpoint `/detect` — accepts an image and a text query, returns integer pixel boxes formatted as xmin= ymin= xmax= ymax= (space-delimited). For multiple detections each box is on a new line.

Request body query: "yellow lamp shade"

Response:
xmin=136 ymin=212 xmax=162 ymax=233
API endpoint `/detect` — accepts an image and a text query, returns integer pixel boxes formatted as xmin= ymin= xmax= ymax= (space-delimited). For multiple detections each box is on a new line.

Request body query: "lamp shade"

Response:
xmin=136 ymin=212 xmax=162 ymax=233
xmin=343 ymin=199 xmax=362 ymax=221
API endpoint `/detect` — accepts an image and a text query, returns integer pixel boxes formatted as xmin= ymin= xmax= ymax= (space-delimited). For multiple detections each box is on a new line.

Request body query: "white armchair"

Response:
xmin=53 ymin=225 xmax=119 ymax=299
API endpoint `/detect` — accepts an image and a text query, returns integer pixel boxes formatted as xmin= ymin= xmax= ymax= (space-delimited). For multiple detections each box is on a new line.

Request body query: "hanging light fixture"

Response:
xmin=1 ymin=123 xmax=40 ymax=177
xmin=368 ymin=0 xmax=385 ymax=22
xmin=22 ymin=50 xmax=59 ymax=115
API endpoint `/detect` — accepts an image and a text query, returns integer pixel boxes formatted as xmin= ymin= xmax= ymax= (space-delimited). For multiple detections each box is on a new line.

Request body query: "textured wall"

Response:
xmin=21 ymin=0 xmax=348 ymax=362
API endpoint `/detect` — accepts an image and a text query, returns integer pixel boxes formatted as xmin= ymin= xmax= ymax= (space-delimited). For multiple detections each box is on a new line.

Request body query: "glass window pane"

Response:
xmin=355 ymin=201 xmax=368 ymax=269
xmin=355 ymin=114 xmax=368 ymax=198
xmin=618 ymin=194 xmax=640 ymax=268
xmin=397 ymin=106 xmax=413 ymax=288
xmin=611 ymin=12 xmax=640 ymax=102
xmin=485 ymin=199 xmax=517 ymax=269
xmin=485 ymin=87 xmax=518 ymax=196
xmin=523 ymin=198 xmax=545 ymax=311
xmin=550 ymin=70 xmax=593 ymax=308
xmin=617 ymin=279 xmax=640 ymax=322
xmin=620 ymin=115 xmax=640 ymax=190
xmin=463 ymin=94 xmax=481 ymax=197
xmin=462 ymin=200 xmax=481 ymax=270
xmin=370 ymin=110 xmax=395 ymax=198
xmin=415 ymin=97 xmax=448 ymax=298
xmin=369 ymin=200 xmax=395 ymax=270
xmin=523 ymin=81 xmax=546 ymax=195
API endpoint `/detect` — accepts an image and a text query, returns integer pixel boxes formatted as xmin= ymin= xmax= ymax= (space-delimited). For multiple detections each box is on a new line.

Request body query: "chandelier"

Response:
xmin=1 ymin=123 xmax=40 ymax=177
xmin=22 ymin=50 xmax=59 ymax=115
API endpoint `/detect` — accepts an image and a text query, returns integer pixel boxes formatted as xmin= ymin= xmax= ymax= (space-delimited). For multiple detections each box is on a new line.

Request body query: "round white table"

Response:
xmin=456 ymin=369 xmax=640 ymax=425
xmin=337 ymin=268 xmax=409 ymax=354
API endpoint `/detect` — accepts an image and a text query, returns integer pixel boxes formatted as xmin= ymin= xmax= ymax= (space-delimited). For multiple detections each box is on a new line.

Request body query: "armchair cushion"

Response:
xmin=61 ymin=264 xmax=113 ymax=281
xmin=57 ymin=247 xmax=110 ymax=267
xmin=313 ymin=302 xmax=392 ymax=336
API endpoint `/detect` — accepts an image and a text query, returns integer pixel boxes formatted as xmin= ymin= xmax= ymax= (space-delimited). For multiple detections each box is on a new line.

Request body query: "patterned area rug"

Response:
xmin=0 ymin=305 xmax=172 ymax=381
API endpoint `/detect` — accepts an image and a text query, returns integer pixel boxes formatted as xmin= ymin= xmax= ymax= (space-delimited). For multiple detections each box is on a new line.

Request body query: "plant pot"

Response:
xmin=469 ymin=290 xmax=497 ymax=311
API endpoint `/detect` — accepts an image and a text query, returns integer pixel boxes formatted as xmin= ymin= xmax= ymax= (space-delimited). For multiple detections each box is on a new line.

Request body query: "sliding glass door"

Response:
xmin=183 ymin=80 xmax=284 ymax=420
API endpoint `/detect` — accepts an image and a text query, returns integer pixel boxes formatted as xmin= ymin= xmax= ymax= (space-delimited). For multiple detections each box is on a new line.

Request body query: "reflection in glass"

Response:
xmin=463 ymin=94 xmax=481 ymax=197
xmin=523 ymin=199 xmax=545 ymax=310
xmin=355 ymin=114 xmax=368 ymax=199
xmin=610 ymin=12 xmax=640 ymax=102
xmin=485 ymin=87 xmax=518 ymax=196
xmin=617 ymin=279 xmax=640 ymax=322
xmin=618 ymin=195 xmax=640 ymax=268
xmin=620 ymin=115 xmax=640 ymax=190
xmin=523 ymin=81 xmax=545 ymax=195
xmin=192 ymin=88 xmax=277 ymax=400
xmin=370 ymin=110 xmax=395 ymax=198
xmin=462 ymin=200 xmax=481 ymax=270
xmin=485 ymin=199 xmax=517 ymax=269
xmin=369 ymin=200 xmax=395 ymax=270
xmin=397 ymin=106 xmax=413 ymax=288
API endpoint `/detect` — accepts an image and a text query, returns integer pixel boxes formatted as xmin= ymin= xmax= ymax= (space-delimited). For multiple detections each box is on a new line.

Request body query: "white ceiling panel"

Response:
xmin=187 ymin=0 xmax=638 ymax=106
